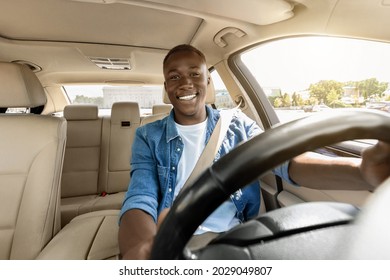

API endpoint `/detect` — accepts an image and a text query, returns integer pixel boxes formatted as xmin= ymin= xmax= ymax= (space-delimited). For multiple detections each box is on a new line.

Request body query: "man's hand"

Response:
xmin=360 ymin=141 xmax=390 ymax=188
xmin=118 ymin=208 xmax=170 ymax=260
xmin=118 ymin=209 xmax=157 ymax=260
xmin=120 ymin=235 xmax=154 ymax=260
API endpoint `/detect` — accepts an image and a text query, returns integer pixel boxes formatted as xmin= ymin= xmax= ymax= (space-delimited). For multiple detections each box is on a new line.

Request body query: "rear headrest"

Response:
xmin=152 ymin=104 xmax=172 ymax=115
xmin=0 ymin=62 xmax=47 ymax=108
xmin=162 ymin=78 xmax=216 ymax=105
xmin=111 ymin=102 xmax=140 ymax=126
xmin=63 ymin=104 xmax=98 ymax=120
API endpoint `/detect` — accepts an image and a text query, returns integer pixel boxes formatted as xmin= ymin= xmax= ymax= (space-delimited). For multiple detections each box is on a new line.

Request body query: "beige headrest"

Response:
xmin=63 ymin=104 xmax=98 ymax=120
xmin=162 ymin=78 xmax=216 ymax=105
xmin=111 ymin=102 xmax=140 ymax=125
xmin=152 ymin=104 xmax=172 ymax=115
xmin=0 ymin=62 xmax=47 ymax=108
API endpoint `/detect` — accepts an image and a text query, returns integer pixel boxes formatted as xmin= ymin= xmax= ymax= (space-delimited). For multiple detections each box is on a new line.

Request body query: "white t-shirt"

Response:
xmin=175 ymin=118 xmax=240 ymax=234
xmin=174 ymin=119 xmax=207 ymax=199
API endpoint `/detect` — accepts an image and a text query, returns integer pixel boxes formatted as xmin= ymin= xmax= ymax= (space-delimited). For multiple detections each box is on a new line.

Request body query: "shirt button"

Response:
xmin=172 ymin=166 xmax=176 ymax=170
xmin=168 ymin=188 xmax=172 ymax=192
xmin=177 ymin=148 xmax=181 ymax=152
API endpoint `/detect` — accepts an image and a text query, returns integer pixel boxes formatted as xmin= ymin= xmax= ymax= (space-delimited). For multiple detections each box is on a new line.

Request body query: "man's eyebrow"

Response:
xmin=166 ymin=66 xmax=200 ymax=75
xmin=166 ymin=69 xmax=179 ymax=76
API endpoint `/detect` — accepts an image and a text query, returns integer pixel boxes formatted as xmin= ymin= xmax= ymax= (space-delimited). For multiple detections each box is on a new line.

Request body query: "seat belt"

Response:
xmin=181 ymin=108 xmax=236 ymax=190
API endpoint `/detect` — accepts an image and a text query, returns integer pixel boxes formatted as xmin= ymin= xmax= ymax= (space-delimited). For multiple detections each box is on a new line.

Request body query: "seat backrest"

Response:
xmin=61 ymin=104 xmax=102 ymax=198
xmin=0 ymin=62 xmax=67 ymax=259
xmin=99 ymin=102 xmax=140 ymax=194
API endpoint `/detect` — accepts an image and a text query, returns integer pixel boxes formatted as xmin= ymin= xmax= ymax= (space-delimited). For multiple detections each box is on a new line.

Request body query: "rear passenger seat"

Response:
xmin=61 ymin=104 xmax=102 ymax=226
xmin=140 ymin=104 xmax=172 ymax=126
xmin=98 ymin=102 xmax=140 ymax=206
xmin=152 ymin=104 xmax=172 ymax=115
xmin=60 ymin=102 xmax=140 ymax=227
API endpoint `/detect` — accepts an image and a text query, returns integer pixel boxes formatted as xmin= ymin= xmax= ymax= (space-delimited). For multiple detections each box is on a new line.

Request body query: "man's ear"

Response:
xmin=207 ymin=76 xmax=210 ymax=85
xmin=164 ymin=81 xmax=167 ymax=90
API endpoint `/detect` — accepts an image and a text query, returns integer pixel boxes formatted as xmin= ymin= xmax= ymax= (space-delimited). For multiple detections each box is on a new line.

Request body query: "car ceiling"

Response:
xmin=0 ymin=0 xmax=389 ymax=87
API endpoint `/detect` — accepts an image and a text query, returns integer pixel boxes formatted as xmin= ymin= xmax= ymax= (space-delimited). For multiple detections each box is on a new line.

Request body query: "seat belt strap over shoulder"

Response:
xmin=216 ymin=108 xmax=236 ymax=153
xmin=182 ymin=108 xmax=237 ymax=190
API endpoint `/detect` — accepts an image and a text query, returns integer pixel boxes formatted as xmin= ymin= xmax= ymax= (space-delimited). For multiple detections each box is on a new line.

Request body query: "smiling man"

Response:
xmin=163 ymin=45 xmax=208 ymax=125
xmin=118 ymin=44 xmax=266 ymax=259
xmin=118 ymin=44 xmax=390 ymax=260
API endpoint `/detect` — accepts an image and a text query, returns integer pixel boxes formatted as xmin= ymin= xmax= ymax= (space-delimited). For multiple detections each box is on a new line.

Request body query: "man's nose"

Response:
xmin=179 ymin=76 xmax=193 ymax=87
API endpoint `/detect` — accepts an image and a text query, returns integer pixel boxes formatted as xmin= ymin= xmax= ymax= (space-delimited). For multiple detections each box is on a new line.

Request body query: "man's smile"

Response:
xmin=177 ymin=93 xmax=198 ymax=101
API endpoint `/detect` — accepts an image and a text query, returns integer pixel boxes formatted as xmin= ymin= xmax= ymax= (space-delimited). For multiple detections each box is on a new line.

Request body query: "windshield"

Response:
xmin=240 ymin=36 xmax=390 ymax=124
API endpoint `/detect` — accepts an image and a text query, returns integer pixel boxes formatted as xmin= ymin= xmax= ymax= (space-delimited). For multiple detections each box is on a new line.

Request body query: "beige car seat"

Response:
xmin=61 ymin=102 xmax=140 ymax=227
xmin=152 ymin=104 xmax=172 ymax=115
xmin=61 ymin=104 xmax=104 ymax=226
xmin=0 ymin=62 xmax=67 ymax=259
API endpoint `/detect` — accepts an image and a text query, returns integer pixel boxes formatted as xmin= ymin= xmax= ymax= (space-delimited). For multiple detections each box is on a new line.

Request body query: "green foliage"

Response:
xmin=273 ymin=98 xmax=283 ymax=108
xmin=282 ymin=93 xmax=291 ymax=107
xmin=307 ymin=97 xmax=319 ymax=106
xmin=327 ymin=89 xmax=341 ymax=108
xmin=353 ymin=78 xmax=388 ymax=99
xmin=308 ymin=78 xmax=389 ymax=107
xmin=272 ymin=93 xmax=301 ymax=108
xmin=292 ymin=92 xmax=304 ymax=107
xmin=309 ymin=80 xmax=343 ymax=105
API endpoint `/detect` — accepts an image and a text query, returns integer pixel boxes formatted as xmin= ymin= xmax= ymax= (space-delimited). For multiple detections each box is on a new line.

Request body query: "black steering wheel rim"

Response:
xmin=151 ymin=110 xmax=390 ymax=260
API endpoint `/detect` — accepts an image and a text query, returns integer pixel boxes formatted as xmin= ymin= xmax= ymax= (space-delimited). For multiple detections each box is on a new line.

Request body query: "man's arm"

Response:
xmin=289 ymin=141 xmax=390 ymax=191
xmin=289 ymin=152 xmax=372 ymax=191
xmin=118 ymin=209 xmax=157 ymax=260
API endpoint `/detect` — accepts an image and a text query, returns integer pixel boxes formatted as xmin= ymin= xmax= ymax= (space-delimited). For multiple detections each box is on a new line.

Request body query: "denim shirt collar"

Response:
xmin=165 ymin=105 xmax=220 ymax=144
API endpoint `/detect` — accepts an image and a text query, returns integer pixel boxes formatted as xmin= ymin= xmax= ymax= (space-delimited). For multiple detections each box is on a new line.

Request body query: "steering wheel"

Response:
xmin=150 ymin=110 xmax=390 ymax=259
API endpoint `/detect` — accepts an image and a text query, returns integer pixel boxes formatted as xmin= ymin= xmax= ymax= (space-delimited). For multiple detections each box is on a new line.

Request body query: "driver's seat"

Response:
xmin=0 ymin=62 xmax=67 ymax=259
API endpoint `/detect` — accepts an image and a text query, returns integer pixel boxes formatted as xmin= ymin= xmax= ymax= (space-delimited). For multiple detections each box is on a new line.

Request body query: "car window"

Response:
xmin=63 ymin=72 xmax=235 ymax=115
xmin=240 ymin=36 xmax=390 ymax=124
xmin=63 ymin=85 xmax=164 ymax=116
xmin=210 ymin=70 xmax=236 ymax=109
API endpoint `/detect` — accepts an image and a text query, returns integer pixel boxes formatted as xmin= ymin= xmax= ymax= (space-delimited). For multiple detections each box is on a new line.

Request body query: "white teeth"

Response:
xmin=178 ymin=94 xmax=196 ymax=100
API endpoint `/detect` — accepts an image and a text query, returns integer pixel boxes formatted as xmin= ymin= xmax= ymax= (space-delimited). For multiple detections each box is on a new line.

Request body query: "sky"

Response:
xmin=241 ymin=36 xmax=390 ymax=94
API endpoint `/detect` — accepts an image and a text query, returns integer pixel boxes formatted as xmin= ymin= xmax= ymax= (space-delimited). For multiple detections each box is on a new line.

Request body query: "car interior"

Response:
xmin=1 ymin=0 xmax=390 ymax=260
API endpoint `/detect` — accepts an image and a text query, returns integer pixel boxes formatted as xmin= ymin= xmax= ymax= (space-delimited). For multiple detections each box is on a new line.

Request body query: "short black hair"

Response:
xmin=163 ymin=44 xmax=206 ymax=68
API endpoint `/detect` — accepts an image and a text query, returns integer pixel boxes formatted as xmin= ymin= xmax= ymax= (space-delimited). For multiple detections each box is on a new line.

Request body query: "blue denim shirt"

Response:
xmin=120 ymin=106 xmax=291 ymax=224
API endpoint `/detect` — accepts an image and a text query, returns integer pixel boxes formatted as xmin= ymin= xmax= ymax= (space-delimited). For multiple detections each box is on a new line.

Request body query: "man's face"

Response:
xmin=163 ymin=50 xmax=209 ymax=125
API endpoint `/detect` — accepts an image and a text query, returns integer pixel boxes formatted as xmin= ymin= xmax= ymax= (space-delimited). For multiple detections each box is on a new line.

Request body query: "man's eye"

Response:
xmin=190 ymin=72 xmax=200 ymax=77
xmin=169 ymin=75 xmax=179 ymax=80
